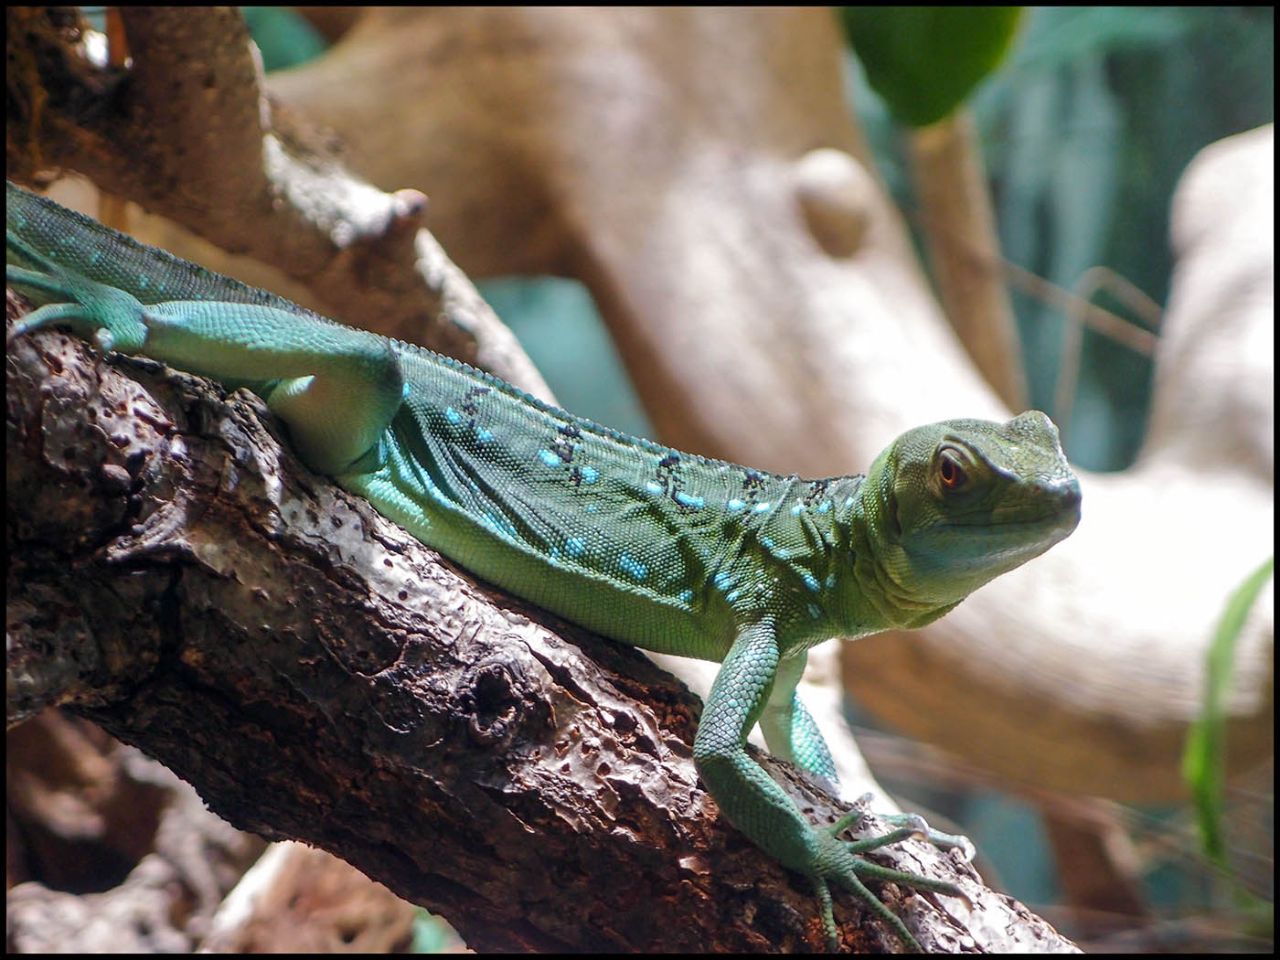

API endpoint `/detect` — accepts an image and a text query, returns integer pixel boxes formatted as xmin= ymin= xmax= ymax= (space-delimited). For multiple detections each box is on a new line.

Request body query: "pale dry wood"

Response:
xmin=201 ymin=842 xmax=419 ymax=952
xmin=267 ymin=7 xmax=1272 ymax=803
xmin=908 ymin=110 xmax=1028 ymax=410
xmin=6 ymin=712 xmax=266 ymax=952
xmin=5 ymin=7 xmax=551 ymax=400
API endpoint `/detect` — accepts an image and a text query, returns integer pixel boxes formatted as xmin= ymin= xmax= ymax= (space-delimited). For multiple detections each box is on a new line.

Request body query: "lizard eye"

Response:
xmin=937 ymin=448 xmax=969 ymax=491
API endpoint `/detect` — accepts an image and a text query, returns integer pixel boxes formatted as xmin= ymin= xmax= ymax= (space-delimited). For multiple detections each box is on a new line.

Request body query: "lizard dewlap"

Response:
xmin=7 ymin=180 xmax=1081 ymax=951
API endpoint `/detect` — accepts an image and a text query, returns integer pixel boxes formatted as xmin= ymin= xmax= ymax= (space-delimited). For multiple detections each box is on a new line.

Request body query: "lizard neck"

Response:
xmin=834 ymin=471 xmax=960 ymax=634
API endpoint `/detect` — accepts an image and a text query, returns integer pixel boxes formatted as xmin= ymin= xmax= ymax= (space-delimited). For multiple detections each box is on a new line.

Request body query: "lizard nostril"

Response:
xmin=1056 ymin=478 xmax=1082 ymax=511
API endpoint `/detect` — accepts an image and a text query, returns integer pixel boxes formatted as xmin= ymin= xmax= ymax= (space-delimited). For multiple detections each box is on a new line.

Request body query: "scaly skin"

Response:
xmin=7 ymin=181 xmax=1081 ymax=950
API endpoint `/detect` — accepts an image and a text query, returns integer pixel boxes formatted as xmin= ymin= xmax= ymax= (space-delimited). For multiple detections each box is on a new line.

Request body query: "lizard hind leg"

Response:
xmin=135 ymin=300 xmax=406 ymax=476
xmin=263 ymin=357 xmax=403 ymax=475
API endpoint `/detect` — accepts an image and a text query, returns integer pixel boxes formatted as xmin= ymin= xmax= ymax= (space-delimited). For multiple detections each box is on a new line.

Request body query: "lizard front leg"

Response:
xmin=695 ymin=621 xmax=965 ymax=951
xmin=759 ymin=650 xmax=977 ymax=865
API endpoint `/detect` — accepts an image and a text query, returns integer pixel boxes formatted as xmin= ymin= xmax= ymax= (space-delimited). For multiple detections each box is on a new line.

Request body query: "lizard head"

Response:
xmin=860 ymin=410 xmax=1081 ymax=616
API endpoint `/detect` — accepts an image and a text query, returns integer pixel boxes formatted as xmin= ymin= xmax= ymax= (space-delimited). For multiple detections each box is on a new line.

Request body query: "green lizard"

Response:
xmin=6 ymin=180 xmax=1081 ymax=951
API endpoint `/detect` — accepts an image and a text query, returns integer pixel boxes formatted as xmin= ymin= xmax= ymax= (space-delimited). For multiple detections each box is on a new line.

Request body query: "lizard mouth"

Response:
xmin=931 ymin=488 xmax=1082 ymax=562
xmin=987 ymin=476 xmax=1082 ymax=530
xmin=950 ymin=507 xmax=1080 ymax=539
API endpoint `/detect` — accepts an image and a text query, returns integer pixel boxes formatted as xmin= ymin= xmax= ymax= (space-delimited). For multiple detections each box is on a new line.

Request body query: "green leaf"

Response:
xmin=1181 ymin=556 xmax=1273 ymax=868
xmin=842 ymin=7 xmax=1024 ymax=127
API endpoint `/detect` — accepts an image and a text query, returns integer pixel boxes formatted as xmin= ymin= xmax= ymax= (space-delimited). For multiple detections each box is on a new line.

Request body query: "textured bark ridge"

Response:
xmin=7 ymin=291 xmax=1075 ymax=950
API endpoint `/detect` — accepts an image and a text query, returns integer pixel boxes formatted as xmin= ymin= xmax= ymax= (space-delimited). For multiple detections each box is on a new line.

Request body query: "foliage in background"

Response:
xmin=840 ymin=7 xmax=1023 ymax=128
xmin=850 ymin=6 xmax=1274 ymax=471
xmin=1183 ymin=557 xmax=1273 ymax=870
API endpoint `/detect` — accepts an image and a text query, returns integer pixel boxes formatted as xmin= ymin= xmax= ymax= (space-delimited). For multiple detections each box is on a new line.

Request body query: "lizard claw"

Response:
xmin=874 ymin=810 xmax=977 ymax=862
xmin=809 ymin=801 xmax=980 ymax=951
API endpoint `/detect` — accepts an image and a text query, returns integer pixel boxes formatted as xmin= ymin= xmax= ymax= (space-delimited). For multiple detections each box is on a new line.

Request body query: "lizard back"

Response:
xmin=350 ymin=344 xmax=861 ymax=660
xmin=6 ymin=184 xmax=861 ymax=659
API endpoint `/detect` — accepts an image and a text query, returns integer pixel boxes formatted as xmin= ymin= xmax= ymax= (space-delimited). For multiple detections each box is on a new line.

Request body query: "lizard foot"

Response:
xmin=810 ymin=802 xmax=972 ymax=952
xmin=6 ymin=262 xmax=151 ymax=354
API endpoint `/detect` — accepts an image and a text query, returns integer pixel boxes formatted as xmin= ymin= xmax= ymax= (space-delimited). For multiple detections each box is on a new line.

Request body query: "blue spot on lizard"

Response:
xmin=618 ymin=553 xmax=648 ymax=580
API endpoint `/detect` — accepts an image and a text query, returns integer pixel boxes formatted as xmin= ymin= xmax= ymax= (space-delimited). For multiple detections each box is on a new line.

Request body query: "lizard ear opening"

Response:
xmin=884 ymin=487 xmax=902 ymax=539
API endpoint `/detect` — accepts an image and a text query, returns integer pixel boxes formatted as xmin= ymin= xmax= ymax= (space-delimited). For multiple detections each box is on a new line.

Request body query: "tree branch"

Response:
xmin=6 ymin=290 xmax=1073 ymax=951
xmin=5 ymin=6 xmax=551 ymax=397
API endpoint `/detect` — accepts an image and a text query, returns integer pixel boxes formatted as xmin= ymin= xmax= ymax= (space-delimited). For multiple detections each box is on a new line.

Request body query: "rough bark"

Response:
xmin=7 ymin=3 xmax=903 ymax=827
xmin=6 ymin=293 xmax=1074 ymax=952
xmin=16 ymin=6 xmax=1269 ymax=806
xmin=6 ymin=4 xmax=1270 ymax=949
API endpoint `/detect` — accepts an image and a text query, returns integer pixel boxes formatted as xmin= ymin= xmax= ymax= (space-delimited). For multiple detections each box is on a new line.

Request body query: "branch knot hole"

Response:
xmin=456 ymin=658 xmax=547 ymax=749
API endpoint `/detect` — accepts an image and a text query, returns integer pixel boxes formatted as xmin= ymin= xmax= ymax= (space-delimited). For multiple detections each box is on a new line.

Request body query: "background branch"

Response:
xmin=5 ymin=6 xmax=551 ymax=397
xmin=263 ymin=7 xmax=1272 ymax=802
